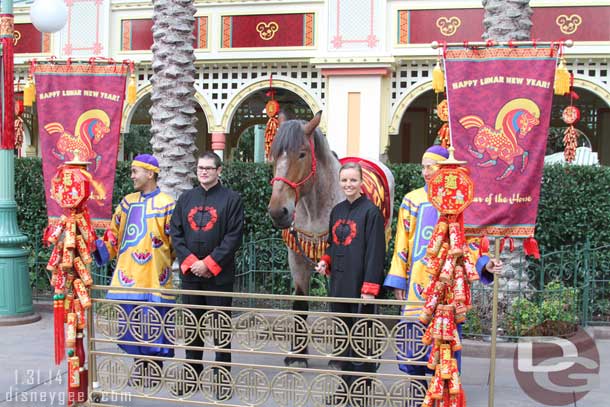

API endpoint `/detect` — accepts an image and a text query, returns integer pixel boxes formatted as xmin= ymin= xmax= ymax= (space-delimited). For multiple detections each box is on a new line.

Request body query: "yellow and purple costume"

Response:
xmin=94 ymin=154 xmax=176 ymax=357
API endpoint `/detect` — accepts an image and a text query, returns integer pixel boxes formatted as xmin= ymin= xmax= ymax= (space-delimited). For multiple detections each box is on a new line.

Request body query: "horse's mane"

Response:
xmin=270 ymin=120 xmax=335 ymax=166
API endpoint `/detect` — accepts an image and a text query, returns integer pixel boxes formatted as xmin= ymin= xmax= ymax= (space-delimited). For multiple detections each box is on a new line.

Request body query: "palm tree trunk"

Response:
xmin=150 ymin=0 xmax=198 ymax=198
xmin=482 ymin=0 xmax=532 ymax=41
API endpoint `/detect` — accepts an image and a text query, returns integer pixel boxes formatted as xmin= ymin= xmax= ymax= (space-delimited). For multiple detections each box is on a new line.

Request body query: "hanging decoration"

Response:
xmin=264 ymin=74 xmax=280 ymax=160
xmin=420 ymin=148 xmax=475 ymax=407
xmin=436 ymin=99 xmax=450 ymax=148
xmin=561 ymin=73 xmax=581 ymax=163
xmin=43 ymin=158 xmax=96 ymax=405
xmin=562 ymin=105 xmax=580 ymax=163
xmin=126 ymin=60 xmax=137 ymax=105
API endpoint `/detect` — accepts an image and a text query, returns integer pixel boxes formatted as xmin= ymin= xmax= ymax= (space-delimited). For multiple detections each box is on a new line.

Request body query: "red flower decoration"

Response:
xmin=332 ymin=219 xmax=357 ymax=246
xmin=187 ymin=206 xmax=218 ymax=232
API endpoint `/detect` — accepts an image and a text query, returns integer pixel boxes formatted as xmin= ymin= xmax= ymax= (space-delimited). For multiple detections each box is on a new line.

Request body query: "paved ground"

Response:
xmin=1 ymin=308 xmax=608 ymax=406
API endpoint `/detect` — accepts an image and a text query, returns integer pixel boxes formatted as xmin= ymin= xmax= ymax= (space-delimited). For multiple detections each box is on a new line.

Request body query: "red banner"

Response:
xmin=444 ymin=48 xmax=556 ymax=237
xmin=36 ymin=64 xmax=127 ymax=229
xmin=221 ymin=14 xmax=314 ymax=48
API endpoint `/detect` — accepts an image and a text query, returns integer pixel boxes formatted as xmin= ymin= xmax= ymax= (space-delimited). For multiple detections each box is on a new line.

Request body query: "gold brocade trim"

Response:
xmin=281 ymin=228 xmax=329 ymax=263
xmin=0 ymin=15 xmax=14 ymax=37
xmin=465 ymin=225 xmax=534 ymax=238
xmin=436 ymin=16 xmax=461 ymax=37
xmin=556 ymin=14 xmax=582 ymax=35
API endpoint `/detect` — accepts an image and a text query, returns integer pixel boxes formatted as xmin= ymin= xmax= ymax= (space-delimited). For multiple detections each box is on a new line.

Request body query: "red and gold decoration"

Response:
xmin=562 ymin=105 xmax=580 ymax=163
xmin=0 ymin=12 xmax=15 ymax=149
xmin=399 ymin=6 xmax=610 ymax=45
xmin=222 ymin=13 xmax=314 ymax=48
xmin=436 ymin=99 xmax=450 ymax=148
xmin=35 ymin=60 xmax=128 ymax=229
xmin=44 ymin=160 xmax=96 ymax=405
xmin=420 ymin=149 xmax=474 ymax=407
xmin=264 ymin=75 xmax=280 ymax=160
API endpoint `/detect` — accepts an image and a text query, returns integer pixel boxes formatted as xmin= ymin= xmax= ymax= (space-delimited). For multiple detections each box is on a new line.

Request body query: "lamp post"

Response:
xmin=0 ymin=0 xmax=67 ymax=325
xmin=0 ymin=0 xmax=38 ymax=325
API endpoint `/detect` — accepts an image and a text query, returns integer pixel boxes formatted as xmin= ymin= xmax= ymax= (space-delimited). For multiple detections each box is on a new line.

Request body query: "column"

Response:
xmin=211 ymin=132 xmax=226 ymax=160
xmin=321 ymin=67 xmax=391 ymax=160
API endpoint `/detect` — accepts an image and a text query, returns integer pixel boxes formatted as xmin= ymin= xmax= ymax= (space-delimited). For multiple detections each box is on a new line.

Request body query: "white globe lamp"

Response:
xmin=30 ymin=0 xmax=68 ymax=33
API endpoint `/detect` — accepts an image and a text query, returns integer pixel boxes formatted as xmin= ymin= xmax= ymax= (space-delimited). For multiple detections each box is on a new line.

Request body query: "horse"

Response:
xmin=268 ymin=111 xmax=395 ymax=367
xmin=267 ymin=112 xmax=342 ymax=367
xmin=460 ymin=98 xmax=540 ymax=181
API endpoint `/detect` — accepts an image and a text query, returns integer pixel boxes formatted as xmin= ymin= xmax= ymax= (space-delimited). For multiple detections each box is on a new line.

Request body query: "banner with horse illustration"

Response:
xmin=444 ymin=48 xmax=556 ymax=237
xmin=36 ymin=64 xmax=127 ymax=229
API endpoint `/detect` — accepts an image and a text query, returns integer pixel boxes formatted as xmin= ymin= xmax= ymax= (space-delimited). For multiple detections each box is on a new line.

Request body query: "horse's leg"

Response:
xmin=468 ymin=145 xmax=484 ymax=159
xmin=477 ymin=159 xmax=497 ymax=168
xmin=284 ymin=252 xmax=311 ymax=368
xmin=520 ymin=151 xmax=529 ymax=172
xmin=496 ymin=164 xmax=515 ymax=181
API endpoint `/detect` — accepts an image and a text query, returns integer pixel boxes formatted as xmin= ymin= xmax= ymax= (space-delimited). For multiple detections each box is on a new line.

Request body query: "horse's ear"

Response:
xmin=304 ymin=111 xmax=322 ymax=136
xmin=278 ymin=111 xmax=288 ymax=125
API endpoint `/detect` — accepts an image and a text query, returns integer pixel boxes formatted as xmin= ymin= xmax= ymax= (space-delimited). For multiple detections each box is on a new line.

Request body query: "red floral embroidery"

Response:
xmin=187 ymin=206 xmax=218 ymax=232
xmin=331 ymin=219 xmax=357 ymax=246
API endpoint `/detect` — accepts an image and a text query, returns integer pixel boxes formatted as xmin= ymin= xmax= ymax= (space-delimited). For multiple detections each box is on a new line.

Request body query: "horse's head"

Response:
xmin=268 ymin=111 xmax=322 ymax=229
xmin=516 ymin=110 xmax=540 ymax=138
xmin=91 ymin=119 xmax=110 ymax=144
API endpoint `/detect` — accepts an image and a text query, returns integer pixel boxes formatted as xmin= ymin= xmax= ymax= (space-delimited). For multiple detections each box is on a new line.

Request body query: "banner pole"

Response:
xmin=432 ymin=39 xmax=573 ymax=49
xmin=488 ymin=238 xmax=501 ymax=407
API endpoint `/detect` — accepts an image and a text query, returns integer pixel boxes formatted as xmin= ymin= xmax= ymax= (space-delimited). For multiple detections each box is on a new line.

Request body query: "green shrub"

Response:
xmin=506 ymin=280 xmax=578 ymax=336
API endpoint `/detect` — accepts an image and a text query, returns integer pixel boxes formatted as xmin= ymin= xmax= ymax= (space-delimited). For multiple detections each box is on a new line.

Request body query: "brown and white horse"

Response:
xmin=267 ymin=112 xmax=395 ymax=367
xmin=267 ymin=112 xmax=342 ymax=367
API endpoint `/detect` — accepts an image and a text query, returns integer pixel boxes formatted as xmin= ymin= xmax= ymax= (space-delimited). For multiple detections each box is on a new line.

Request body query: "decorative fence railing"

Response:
xmin=89 ymin=286 xmax=427 ymax=407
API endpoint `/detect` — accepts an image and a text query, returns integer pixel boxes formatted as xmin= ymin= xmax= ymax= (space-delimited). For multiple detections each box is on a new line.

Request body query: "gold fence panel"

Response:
xmin=88 ymin=285 xmax=429 ymax=407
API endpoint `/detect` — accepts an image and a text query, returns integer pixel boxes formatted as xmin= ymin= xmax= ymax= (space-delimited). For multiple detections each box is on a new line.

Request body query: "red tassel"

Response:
xmin=479 ymin=235 xmax=490 ymax=257
xmin=54 ymin=294 xmax=65 ymax=365
xmin=523 ymin=236 xmax=540 ymax=259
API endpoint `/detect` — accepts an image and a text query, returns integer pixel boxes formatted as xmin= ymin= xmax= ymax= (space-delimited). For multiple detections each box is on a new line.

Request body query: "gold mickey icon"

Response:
xmin=256 ymin=21 xmax=279 ymax=41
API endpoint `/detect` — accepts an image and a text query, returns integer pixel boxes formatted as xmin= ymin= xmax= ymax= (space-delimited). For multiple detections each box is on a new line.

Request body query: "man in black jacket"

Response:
xmin=170 ymin=151 xmax=244 ymax=382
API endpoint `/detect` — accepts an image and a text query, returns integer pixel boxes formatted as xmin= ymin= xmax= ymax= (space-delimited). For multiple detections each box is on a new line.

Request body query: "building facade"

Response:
xmin=11 ymin=0 xmax=610 ymax=164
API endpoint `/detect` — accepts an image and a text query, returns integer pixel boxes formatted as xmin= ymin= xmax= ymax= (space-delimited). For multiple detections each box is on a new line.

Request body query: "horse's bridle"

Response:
xmin=270 ymin=136 xmax=317 ymax=204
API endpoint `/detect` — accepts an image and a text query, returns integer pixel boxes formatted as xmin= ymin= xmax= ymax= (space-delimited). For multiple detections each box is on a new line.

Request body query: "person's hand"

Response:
xmin=315 ymin=260 xmax=327 ymax=275
xmin=485 ymin=258 xmax=503 ymax=275
xmin=361 ymin=293 xmax=374 ymax=303
xmin=190 ymin=260 xmax=207 ymax=277
xmin=394 ymin=288 xmax=406 ymax=301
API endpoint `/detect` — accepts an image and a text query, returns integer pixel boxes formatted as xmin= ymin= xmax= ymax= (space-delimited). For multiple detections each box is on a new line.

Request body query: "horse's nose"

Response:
xmin=268 ymin=205 xmax=289 ymax=220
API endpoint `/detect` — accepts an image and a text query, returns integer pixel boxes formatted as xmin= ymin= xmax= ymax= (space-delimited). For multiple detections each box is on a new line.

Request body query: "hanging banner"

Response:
xmin=36 ymin=64 xmax=127 ymax=229
xmin=444 ymin=48 xmax=556 ymax=237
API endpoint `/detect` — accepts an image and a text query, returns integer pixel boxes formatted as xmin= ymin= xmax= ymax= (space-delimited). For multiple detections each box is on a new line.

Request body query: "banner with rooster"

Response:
xmin=444 ymin=48 xmax=556 ymax=238
xmin=36 ymin=64 xmax=127 ymax=229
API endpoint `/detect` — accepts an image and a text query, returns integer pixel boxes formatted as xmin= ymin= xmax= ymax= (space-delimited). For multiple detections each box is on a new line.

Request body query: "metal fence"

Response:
xmin=88 ymin=286 xmax=428 ymax=407
xmin=28 ymin=235 xmax=610 ymax=334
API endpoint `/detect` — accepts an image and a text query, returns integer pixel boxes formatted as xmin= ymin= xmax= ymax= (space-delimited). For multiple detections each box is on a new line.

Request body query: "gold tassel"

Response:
xmin=127 ymin=74 xmax=137 ymax=105
xmin=554 ymin=59 xmax=570 ymax=96
xmin=23 ymin=76 xmax=35 ymax=107
xmin=432 ymin=62 xmax=445 ymax=94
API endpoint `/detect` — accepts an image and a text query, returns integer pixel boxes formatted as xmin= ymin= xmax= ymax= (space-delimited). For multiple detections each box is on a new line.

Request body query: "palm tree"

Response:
xmin=482 ymin=0 xmax=532 ymax=41
xmin=149 ymin=0 xmax=198 ymax=198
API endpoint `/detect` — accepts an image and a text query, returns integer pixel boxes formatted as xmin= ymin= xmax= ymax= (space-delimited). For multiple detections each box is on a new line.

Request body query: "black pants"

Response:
xmin=330 ymin=301 xmax=378 ymax=382
xmin=181 ymin=280 xmax=233 ymax=374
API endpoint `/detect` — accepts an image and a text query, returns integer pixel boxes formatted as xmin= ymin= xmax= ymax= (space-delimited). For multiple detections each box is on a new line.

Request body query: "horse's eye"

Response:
xmin=299 ymin=152 xmax=306 ymax=159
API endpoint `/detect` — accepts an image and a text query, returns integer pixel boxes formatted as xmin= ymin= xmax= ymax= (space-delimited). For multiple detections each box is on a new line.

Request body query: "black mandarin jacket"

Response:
xmin=170 ymin=182 xmax=244 ymax=286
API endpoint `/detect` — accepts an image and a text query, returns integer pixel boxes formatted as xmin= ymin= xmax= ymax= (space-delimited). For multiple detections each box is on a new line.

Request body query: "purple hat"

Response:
xmin=132 ymin=154 xmax=160 ymax=173
xmin=422 ymin=145 xmax=449 ymax=162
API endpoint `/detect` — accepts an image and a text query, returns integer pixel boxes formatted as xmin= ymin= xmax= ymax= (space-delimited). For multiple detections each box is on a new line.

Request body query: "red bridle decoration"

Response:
xmin=270 ymin=136 xmax=317 ymax=203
